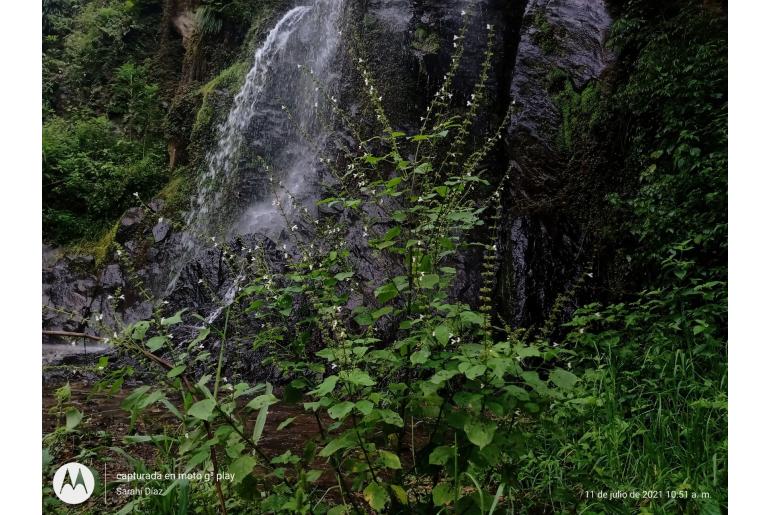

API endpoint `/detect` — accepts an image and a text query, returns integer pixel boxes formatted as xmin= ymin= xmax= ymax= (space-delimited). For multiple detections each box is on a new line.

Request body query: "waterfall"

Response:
xmin=182 ymin=0 xmax=345 ymax=255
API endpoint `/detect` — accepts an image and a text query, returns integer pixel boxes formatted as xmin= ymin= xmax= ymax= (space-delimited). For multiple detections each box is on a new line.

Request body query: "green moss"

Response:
xmin=69 ymin=221 xmax=119 ymax=267
xmin=157 ymin=172 xmax=194 ymax=215
xmin=193 ymin=61 xmax=248 ymax=132
xmin=548 ymin=69 xmax=601 ymax=151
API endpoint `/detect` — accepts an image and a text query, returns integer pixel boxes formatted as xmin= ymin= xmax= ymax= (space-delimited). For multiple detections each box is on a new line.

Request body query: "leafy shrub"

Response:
xmin=42 ymin=115 xmax=167 ymax=243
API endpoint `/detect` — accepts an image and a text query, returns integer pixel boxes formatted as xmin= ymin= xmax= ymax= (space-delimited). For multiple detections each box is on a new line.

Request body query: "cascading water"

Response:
xmin=181 ymin=0 xmax=344 ymax=260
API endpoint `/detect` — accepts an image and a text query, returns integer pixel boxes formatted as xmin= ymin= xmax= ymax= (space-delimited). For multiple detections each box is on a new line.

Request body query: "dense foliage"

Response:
xmin=42 ymin=0 xmax=727 ymax=513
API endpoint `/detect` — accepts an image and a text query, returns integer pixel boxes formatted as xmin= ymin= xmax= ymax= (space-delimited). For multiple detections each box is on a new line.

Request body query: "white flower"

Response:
xmin=461 ymin=10 xmax=466 ymax=16
xmin=467 ymin=100 xmax=472 ymax=107
xmin=487 ymin=24 xmax=493 ymax=30
xmin=119 ymin=294 xmax=125 ymax=300
xmin=132 ymin=192 xmax=139 ymax=198
xmin=587 ymin=272 xmax=594 ymax=278
xmin=198 ymin=279 xmax=203 ymax=284
xmin=107 ymin=295 xmax=113 ymax=300
xmin=453 ymin=35 xmax=459 ymax=40
xmin=291 ymin=225 xmax=298 ymax=231
xmin=158 ymin=217 xmax=164 ymax=223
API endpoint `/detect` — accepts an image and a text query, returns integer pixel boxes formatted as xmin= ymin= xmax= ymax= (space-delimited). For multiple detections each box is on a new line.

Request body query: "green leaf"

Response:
xmin=145 ymin=336 xmax=166 ymax=352
xmin=419 ymin=274 xmax=440 ymax=289
xmin=355 ymin=399 xmax=374 ymax=415
xmin=379 ymin=450 xmax=402 ymax=469
xmin=377 ymin=409 xmax=404 ymax=427
xmin=188 ymin=399 xmax=216 ymax=421
xmin=410 ymin=347 xmax=430 ymax=365
xmin=433 ymin=482 xmax=454 ymax=506
xmin=464 ymin=419 xmax=497 ymax=449
xmin=65 ymin=408 xmax=83 ymax=430
xmin=161 ymin=308 xmax=187 ymax=326
xmin=391 ymin=484 xmax=408 ymax=505
xmin=374 ymin=283 xmax=399 ymax=303
xmin=188 ymin=327 xmax=210 ymax=349
xmin=131 ymin=321 xmax=150 ymax=340
xmin=311 ymin=375 xmax=338 ymax=396
xmin=340 ymin=369 xmax=376 ymax=386
xmin=371 ymin=306 xmax=393 ymax=320
xmin=319 ymin=433 xmax=356 ymax=457
xmin=334 ymin=272 xmax=354 ymax=281
xmin=549 ymin=368 xmax=579 ymax=390
xmin=229 ymin=455 xmax=256 ymax=484
xmin=464 ymin=364 xmax=486 ymax=380
xmin=433 ymin=325 xmax=451 ymax=345
xmin=252 ymin=383 xmax=274 ymax=445
xmin=246 ymin=393 xmax=278 ymax=411
xmin=363 ymin=482 xmax=389 ymax=511
xmin=277 ymin=417 xmax=296 ymax=431
xmin=167 ymin=365 xmax=186 ymax=378
xmin=460 ymin=311 xmax=485 ymax=326
xmin=429 ymin=446 xmax=455 ymax=466
xmin=328 ymin=401 xmax=355 ymax=420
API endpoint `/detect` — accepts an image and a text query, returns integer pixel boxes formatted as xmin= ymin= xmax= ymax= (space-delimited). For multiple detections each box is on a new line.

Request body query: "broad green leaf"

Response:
xmin=363 ymin=482 xmax=389 ymax=511
xmin=328 ymin=401 xmax=355 ymax=420
xmin=410 ymin=347 xmax=430 ymax=365
xmin=433 ymin=482 xmax=454 ymax=506
xmin=131 ymin=321 xmax=150 ymax=340
xmin=420 ymin=274 xmax=440 ymax=289
xmin=377 ymin=409 xmax=404 ymax=427
xmin=311 ymin=375 xmax=338 ymax=396
xmin=464 ymin=419 xmax=497 ymax=449
xmin=464 ymin=364 xmax=486 ymax=380
xmin=374 ymin=283 xmax=399 ymax=303
xmin=355 ymin=399 xmax=374 ymax=415
xmin=429 ymin=446 xmax=455 ymax=466
xmin=188 ymin=399 xmax=216 ymax=421
xmin=549 ymin=368 xmax=579 ymax=390
xmin=161 ymin=308 xmax=186 ymax=326
xmin=319 ymin=433 xmax=356 ymax=457
xmin=433 ymin=325 xmax=451 ymax=345
xmin=145 ymin=336 xmax=166 ymax=352
xmin=340 ymin=369 xmax=375 ymax=386
xmin=229 ymin=455 xmax=256 ymax=484
xmin=460 ymin=311 xmax=485 ymax=326
xmin=379 ymin=450 xmax=402 ymax=469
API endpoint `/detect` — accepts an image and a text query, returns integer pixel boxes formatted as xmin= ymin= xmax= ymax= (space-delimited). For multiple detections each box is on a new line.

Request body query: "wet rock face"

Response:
xmin=350 ymin=0 xmax=525 ymax=130
xmin=498 ymin=0 xmax=613 ymax=327
xmin=43 ymin=252 xmax=97 ymax=343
